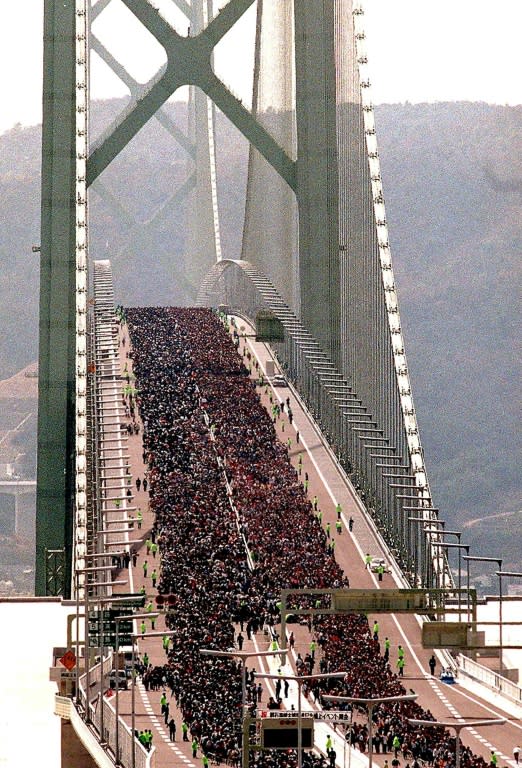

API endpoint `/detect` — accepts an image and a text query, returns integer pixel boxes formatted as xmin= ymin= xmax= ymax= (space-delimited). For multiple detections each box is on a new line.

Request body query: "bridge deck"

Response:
xmin=102 ymin=318 xmax=520 ymax=768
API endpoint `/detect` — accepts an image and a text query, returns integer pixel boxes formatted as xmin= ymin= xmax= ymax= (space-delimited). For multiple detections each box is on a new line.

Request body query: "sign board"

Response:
xmin=256 ymin=311 xmax=285 ymax=343
xmin=422 ymin=622 xmax=471 ymax=649
xmin=89 ymin=633 xmax=132 ymax=648
xmin=261 ymin=719 xmax=313 ymax=749
xmin=333 ymin=589 xmax=431 ymax=614
xmin=260 ymin=710 xmax=350 ymax=723
xmin=59 ymin=650 xmax=77 ymax=671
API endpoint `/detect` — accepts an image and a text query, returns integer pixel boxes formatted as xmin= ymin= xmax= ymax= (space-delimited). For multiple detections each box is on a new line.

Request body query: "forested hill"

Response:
xmin=0 ymin=100 xmax=520 ymax=571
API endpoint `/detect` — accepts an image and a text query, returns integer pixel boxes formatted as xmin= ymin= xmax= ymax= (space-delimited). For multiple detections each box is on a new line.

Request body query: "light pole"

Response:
xmin=497 ymin=570 xmax=522 ymax=682
xmin=200 ymin=648 xmax=288 ymax=717
xmin=463 ymin=555 xmax=503 ymax=674
xmin=201 ymin=647 xmax=288 ymax=768
xmin=431 ymin=540 xmax=470 ymax=622
xmin=131 ymin=631 xmax=176 ymax=768
xmin=408 ymin=718 xmax=505 ymax=768
xmin=324 ymin=693 xmax=417 ymax=768
xmin=255 ymin=671 xmax=346 ymax=768
xmin=75 ymin=563 xmax=121 ymax=722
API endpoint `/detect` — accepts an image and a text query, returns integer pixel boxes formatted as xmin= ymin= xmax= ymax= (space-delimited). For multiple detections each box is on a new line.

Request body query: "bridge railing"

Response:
xmin=78 ymin=653 xmax=154 ymax=768
xmin=457 ymin=654 xmax=522 ymax=706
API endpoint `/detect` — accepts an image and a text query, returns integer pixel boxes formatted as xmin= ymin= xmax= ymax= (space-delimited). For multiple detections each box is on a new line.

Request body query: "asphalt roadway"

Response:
xmin=105 ymin=317 xmax=521 ymax=768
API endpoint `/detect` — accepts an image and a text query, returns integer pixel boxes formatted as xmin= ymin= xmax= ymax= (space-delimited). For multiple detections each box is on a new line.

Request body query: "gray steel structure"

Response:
xmin=36 ymin=0 xmax=452 ymax=594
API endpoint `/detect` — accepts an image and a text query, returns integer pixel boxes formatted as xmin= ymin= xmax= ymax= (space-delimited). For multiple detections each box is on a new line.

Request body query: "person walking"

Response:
xmin=237 ymin=632 xmax=244 ymax=650
xmin=428 ymin=654 xmax=436 ymax=676
xmin=336 ymin=519 xmax=342 ymax=535
xmin=373 ymin=621 xmax=379 ymax=640
xmin=168 ymin=717 xmax=176 ymax=741
xmin=151 ymin=568 xmax=158 ymax=588
xmin=142 ymin=560 xmax=148 ymax=579
xmin=336 ymin=502 xmax=342 ymax=519
xmin=182 ymin=721 xmax=189 ymax=741
xmin=192 ymin=739 xmax=198 ymax=759
xmin=137 ymin=508 xmax=143 ymax=529
xmin=397 ymin=657 xmax=405 ymax=677
xmin=384 ymin=637 xmax=390 ymax=663
xmin=365 ymin=553 xmax=372 ymax=568
xmin=160 ymin=691 xmax=167 ymax=716
xmin=513 ymin=747 xmax=520 ymax=765
xmin=348 ymin=516 xmax=354 ymax=531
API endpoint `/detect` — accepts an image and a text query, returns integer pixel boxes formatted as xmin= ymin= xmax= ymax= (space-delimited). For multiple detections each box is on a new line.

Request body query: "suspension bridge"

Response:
xmin=29 ymin=2 xmax=522 ymax=767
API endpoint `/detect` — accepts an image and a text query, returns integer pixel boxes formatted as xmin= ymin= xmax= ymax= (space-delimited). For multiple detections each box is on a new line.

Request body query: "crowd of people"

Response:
xmin=125 ymin=306 xmax=489 ymax=768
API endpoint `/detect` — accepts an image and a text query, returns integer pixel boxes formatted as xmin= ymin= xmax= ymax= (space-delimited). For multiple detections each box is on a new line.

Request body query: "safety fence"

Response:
xmin=457 ymin=654 xmax=522 ymax=706
xmin=77 ymin=653 xmax=154 ymax=768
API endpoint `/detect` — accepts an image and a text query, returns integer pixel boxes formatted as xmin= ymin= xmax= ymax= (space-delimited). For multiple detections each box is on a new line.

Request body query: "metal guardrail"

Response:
xmin=77 ymin=654 xmax=154 ymax=768
xmin=457 ymin=654 xmax=522 ymax=706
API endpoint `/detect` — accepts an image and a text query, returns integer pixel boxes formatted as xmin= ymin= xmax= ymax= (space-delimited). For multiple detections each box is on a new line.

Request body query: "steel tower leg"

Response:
xmin=294 ymin=0 xmax=340 ymax=366
xmin=36 ymin=0 xmax=77 ymax=596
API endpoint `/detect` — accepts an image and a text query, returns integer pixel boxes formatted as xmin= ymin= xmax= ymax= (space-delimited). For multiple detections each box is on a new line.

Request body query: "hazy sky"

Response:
xmin=0 ymin=0 xmax=520 ymax=135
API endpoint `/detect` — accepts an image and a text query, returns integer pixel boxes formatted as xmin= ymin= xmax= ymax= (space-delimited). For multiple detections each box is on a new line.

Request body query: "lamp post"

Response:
xmin=200 ymin=648 xmax=287 ymax=718
xmin=431 ymin=540 xmax=469 ymax=622
xmin=324 ymin=693 xmax=417 ymax=768
xmin=255 ymin=671 xmax=346 ymax=768
xmin=201 ymin=647 xmax=288 ymax=768
xmin=408 ymin=718 xmax=505 ymax=768
xmin=75 ymin=563 xmax=119 ymax=722
xmin=463 ymin=555 xmax=503 ymax=674
xmin=496 ymin=571 xmax=522 ymax=682
xmin=131 ymin=631 xmax=176 ymax=768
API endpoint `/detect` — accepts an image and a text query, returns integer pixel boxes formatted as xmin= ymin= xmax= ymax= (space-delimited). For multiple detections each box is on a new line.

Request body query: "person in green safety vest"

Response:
xmin=336 ymin=520 xmax=342 ymax=535
xmin=397 ymin=644 xmax=405 ymax=659
xmin=192 ymin=739 xmax=198 ymax=758
xmin=202 ymin=754 xmax=209 ymax=768
xmin=140 ymin=620 xmax=146 ymax=635
xmin=137 ymin=508 xmax=143 ymax=529
xmin=396 ymin=657 xmax=405 ymax=677
xmin=377 ymin=563 xmax=385 ymax=581
xmin=336 ymin=502 xmax=342 ymax=519
xmin=182 ymin=721 xmax=189 ymax=741
xmin=392 ymin=735 xmax=401 ymax=757
xmin=151 ymin=541 xmax=158 ymax=558
xmin=365 ymin=553 xmax=372 ymax=568
xmin=373 ymin=621 xmax=379 ymax=639
xmin=160 ymin=691 xmax=167 ymax=715
xmin=326 ymin=523 xmax=331 ymax=539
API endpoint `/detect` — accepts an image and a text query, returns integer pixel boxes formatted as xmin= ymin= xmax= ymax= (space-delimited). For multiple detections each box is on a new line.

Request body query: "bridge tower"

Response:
xmin=36 ymin=0 xmax=448 ymax=594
